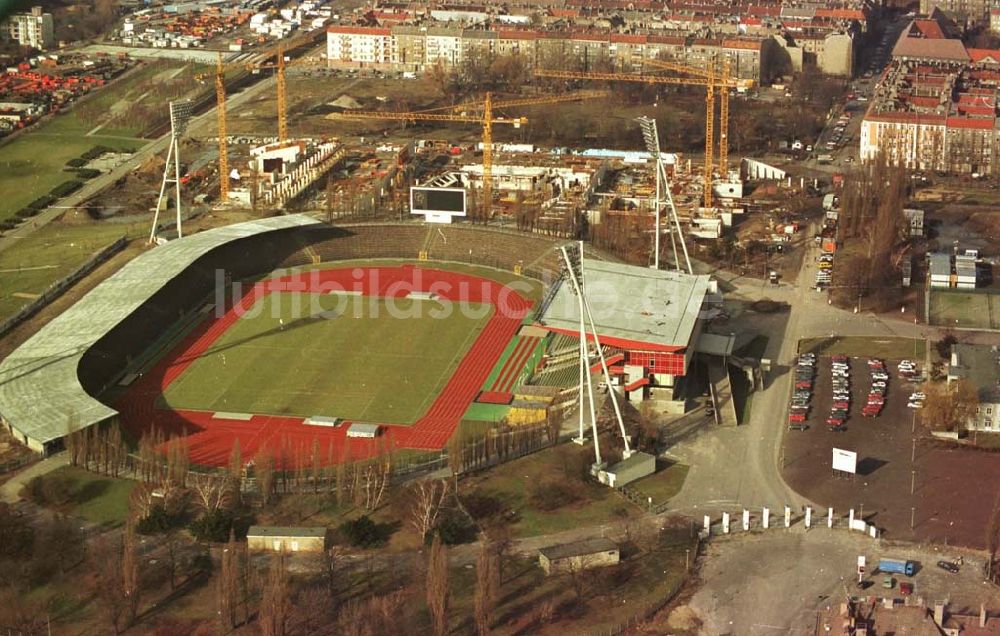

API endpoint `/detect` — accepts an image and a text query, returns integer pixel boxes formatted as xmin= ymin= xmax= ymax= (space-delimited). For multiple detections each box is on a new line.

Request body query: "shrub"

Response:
xmin=339 ymin=515 xmax=387 ymax=548
xmin=188 ymin=509 xmax=235 ymax=543
xmin=49 ymin=180 xmax=83 ymax=198
xmin=15 ymin=208 xmax=37 ymax=219
xmin=434 ymin=508 xmax=477 ymax=545
xmin=75 ymin=168 xmax=101 ymax=180
xmin=0 ymin=220 xmax=18 ymax=230
xmin=65 ymin=157 xmax=87 ymax=168
xmin=80 ymin=145 xmax=112 ymax=161
xmin=26 ymin=195 xmax=55 ymax=210
xmin=527 ymin=477 xmax=585 ymax=512
xmin=460 ymin=492 xmax=503 ymax=521
xmin=137 ymin=503 xmax=184 ymax=535
xmin=22 ymin=473 xmax=76 ymax=507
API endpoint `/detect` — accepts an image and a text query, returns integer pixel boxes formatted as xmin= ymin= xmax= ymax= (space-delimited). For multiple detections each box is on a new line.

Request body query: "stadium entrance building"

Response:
xmin=538 ymin=260 xmax=721 ymax=411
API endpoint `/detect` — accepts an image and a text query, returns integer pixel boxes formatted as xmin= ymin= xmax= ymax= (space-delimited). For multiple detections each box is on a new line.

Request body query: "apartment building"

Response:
xmin=921 ymin=0 xmax=991 ymax=26
xmin=1 ymin=6 xmax=55 ymax=50
xmin=327 ymin=25 xmax=775 ymax=82
xmin=860 ymin=19 xmax=1000 ymax=176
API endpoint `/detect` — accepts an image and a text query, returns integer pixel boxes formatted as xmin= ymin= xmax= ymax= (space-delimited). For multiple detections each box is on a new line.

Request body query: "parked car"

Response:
xmin=937 ymin=560 xmax=959 ymax=574
xmin=788 ymin=424 xmax=809 ymax=431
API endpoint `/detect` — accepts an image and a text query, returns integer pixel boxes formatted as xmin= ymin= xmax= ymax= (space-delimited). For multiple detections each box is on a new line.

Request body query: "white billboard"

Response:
xmin=410 ymin=186 xmax=467 ymax=224
xmin=832 ymin=448 xmax=857 ymax=474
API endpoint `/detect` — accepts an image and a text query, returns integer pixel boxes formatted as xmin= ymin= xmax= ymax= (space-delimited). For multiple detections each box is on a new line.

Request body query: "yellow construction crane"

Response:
xmin=215 ymin=53 xmax=229 ymax=201
xmin=326 ymin=91 xmax=609 ymax=220
xmin=535 ymin=59 xmax=746 ymax=208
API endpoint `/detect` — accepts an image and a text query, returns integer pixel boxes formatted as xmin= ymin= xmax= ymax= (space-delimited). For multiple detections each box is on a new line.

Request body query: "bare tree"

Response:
xmin=259 ymin=551 xmax=291 ymax=636
xmin=229 ymin=439 xmax=243 ymax=503
xmin=90 ymin=535 xmax=125 ymax=635
xmin=426 ymin=535 xmax=450 ymax=636
xmin=407 ymin=480 xmax=448 ymax=541
xmin=474 ymin=540 xmax=500 ymax=635
xmin=362 ymin=442 xmax=393 ymax=511
xmin=122 ymin=519 xmax=140 ymax=627
xmin=986 ymin=489 xmax=1000 ymax=580
xmin=190 ymin=473 xmax=234 ymax=514
xmin=257 ymin=447 xmax=276 ymax=505
xmin=217 ymin=531 xmax=239 ymax=629
xmin=922 ymin=379 xmax=979 ymax=432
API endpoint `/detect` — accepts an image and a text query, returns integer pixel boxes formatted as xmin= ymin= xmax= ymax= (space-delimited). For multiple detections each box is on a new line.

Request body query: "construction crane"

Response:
xmin=534 ymin=59 xmax=746 ymax=208
xmin=326 ymin=90 xmax=609 ymax=219
xmin=215 ymin=53 xmax=229 ymax=201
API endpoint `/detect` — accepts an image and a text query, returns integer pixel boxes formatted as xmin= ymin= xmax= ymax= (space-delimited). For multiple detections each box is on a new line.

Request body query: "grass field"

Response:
xmin=163 ymin=293 xmax=493 ymax=423
xmin=38 ymin=466 xmax=136 ymax=527
xmin=0 ymin=219 xmax=147 ymax=320
xmin=798 ymin=336 xmax=926 ymax=359
xmin=928 ymin=290 xmax=999 ymax=330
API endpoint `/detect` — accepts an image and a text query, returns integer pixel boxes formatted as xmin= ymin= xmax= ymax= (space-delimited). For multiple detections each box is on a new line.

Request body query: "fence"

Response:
xmin=617 ymin=483 xmax=671 ymax=514
xmin=592 ymin=537 xmax=699 ymax=636
xmin=0 ymin=236 xmax=128 ymax=340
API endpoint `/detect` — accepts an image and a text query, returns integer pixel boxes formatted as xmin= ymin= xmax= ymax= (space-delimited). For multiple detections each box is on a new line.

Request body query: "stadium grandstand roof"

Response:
xmin=540 ymin=261 xmax=712 ymax=353
xmin=0 ymin=215 xmax=320 ymax=452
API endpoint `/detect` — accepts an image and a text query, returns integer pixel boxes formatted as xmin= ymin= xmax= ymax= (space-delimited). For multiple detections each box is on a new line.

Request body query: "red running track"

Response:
xmin=117 ymin=266 xmax=532 ymax=467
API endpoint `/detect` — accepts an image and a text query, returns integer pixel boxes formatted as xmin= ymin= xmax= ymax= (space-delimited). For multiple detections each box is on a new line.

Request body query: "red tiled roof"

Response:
xmin=327 ymin=26 xmax=391 ymax=36
xmin=815 ymin=8 xmax=866 ymax=20
xmin=911 ymin=18 xmax=946 ymax=39
xmin=968 ymin=48 xmax=1000 ymax=64
xmin=611 ymin=34 xmax=647 ymax=44
xmin=723 ymin=38 xmax=762 ymax=51
xmin=946 ymin=116 xmax=994 ymax=129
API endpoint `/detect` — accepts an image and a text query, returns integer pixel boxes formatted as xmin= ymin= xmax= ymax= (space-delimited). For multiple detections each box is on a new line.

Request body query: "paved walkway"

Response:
xmin=0 ymin=452 xmax=69 ymax=503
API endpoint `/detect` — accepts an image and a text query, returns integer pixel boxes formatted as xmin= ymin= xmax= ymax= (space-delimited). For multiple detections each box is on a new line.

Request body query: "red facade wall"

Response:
xmin=626 ymin=350 xmax=686 ymax=376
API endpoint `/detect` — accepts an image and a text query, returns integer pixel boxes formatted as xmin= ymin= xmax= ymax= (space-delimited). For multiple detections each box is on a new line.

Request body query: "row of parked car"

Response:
xmin=862 ymin=358 xmax=889 ymax=417
xmin=827 ymin=355 xmax=850 ymax=431
xmin=788 ymin=353 xmax=815 ymax=429
xmin=898 ymin=359 xmax=924 ymax=409
xmin=815 ymin=250 xmax=834 ymax=288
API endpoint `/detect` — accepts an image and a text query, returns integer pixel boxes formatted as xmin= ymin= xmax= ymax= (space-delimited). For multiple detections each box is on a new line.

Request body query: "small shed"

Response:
xmin=599 ymin=451 xmax=656 ymax=488
xmin=347 ymin=423 xmax=381 ymax=438
xmin=538 ymin=538 xmax=620 ymax=575
xmin=247 ymin=526 xmax=328 ymax=553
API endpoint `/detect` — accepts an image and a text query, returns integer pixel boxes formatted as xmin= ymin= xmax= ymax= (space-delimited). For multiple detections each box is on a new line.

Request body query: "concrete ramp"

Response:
xmin=707 ymin=356 xmax=738 ymax=427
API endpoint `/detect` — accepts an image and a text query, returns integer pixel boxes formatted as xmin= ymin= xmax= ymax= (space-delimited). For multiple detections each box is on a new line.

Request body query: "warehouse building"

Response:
xmin=948 ymin=344 xmax=1000 ymax=432
xmin=538 ymin=538 xmax=619 ymax=575
xmin=247 ymin=526 xmax=328 ymax=553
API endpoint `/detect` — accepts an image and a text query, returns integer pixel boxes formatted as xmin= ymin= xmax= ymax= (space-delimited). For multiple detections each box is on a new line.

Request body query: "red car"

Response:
xmin=796 ymin=381 xmax=813 ymax=389
xmin=789 ymin=413 xmax=807 ymax=422
xmin=833 ymin=401 xmax=851 ymax=409
xmin=827 ymin=417 xmax=846 ymax=426
xmin=832 ymin=355 xmax=849 ymax=362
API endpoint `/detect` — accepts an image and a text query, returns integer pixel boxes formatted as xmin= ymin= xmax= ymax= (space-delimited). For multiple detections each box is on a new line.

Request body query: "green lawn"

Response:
xmin=0 ymin=219 xmax=146 ymax=320
xmin=629 ymin=462 xmax=690 ymax=506
xmin=462 ymin=444 xmax=638 ymax=538
xmin=0 ymin=124 xmax=144 ymax=220
xmin=162 ymin=293 xmax=493 ymax=423
xmin=798 ymin=336 xmax=926 ymax=360
xmin=43 ymin=466 xmax=136 ymax=527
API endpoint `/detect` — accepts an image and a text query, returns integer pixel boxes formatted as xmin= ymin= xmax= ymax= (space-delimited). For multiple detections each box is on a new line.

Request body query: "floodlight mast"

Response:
xmin=559 ymin=242 xmax=633 ymax=467
xmin=150 ymin=100 xmax=193 ymax=243
xmin=635 ymin=116 xmax=692 ymax=274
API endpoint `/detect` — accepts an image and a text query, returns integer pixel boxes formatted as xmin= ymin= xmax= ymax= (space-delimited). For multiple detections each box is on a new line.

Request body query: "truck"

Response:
xmin=878 ymin=558 xmax=914 ymax=576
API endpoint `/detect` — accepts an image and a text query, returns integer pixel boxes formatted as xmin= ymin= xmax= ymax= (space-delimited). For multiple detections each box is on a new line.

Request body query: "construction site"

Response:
xmin=83 ymin=42 xmax=817 ymax=275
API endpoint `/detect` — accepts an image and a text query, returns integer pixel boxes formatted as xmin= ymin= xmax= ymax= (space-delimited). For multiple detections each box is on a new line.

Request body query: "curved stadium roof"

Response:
xmin=0 ymin=215 xmax=319 ymax=451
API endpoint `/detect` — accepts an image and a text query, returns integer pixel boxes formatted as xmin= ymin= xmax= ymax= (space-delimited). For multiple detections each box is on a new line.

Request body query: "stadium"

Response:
xmin=0 ymin=217 xmax=716 ymax=467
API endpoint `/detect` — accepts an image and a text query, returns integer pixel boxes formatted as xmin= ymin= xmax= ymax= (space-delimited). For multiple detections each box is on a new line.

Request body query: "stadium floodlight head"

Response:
xmin=169 ymin=99 xmax=194 ymax=138
xmin=635 ymin=115 xmax=661 ymax=156
xmin=559 ymin=242 xmax=584 ymax=295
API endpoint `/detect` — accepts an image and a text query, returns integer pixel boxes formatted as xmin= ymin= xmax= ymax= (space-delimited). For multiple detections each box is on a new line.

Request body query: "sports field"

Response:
xmin=928 ymin=290 xmax=1000 ymax=330
xmin=162 ymin=293 xmax=492 ymax=424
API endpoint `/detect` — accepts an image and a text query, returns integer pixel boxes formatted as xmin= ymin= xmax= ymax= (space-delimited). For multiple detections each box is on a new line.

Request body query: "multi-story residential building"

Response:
xmin=860 ymin=19 xmax=1000 ymax=176
xmin=1 ymin=6 xmax=55 ymax=50
xmin=921 ymin=0 xmax=991 ymax=26
xmin=327 ymin=25 xmax=775 ymax=82
xmin=948 ymin=344 xmax=1000 ymax=433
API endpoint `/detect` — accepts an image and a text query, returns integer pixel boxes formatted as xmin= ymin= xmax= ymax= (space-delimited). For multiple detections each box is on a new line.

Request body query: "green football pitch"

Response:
xmin=162 ymin=293 xmax=493 ymax=424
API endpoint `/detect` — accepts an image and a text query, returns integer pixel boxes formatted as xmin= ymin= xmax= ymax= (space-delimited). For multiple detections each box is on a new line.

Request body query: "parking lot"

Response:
xmin=782 ymin=353 xmax=1000 ymax=548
